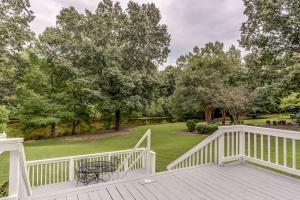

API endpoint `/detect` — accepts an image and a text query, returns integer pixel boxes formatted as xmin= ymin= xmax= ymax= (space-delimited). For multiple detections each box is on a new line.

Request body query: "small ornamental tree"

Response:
xmin=280 ymin=93 xmax=300 ymax=113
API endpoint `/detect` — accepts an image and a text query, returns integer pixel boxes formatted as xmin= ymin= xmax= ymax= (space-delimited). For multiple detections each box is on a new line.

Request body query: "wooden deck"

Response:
xmin=31 ymin=163 xmax=300 ymax=200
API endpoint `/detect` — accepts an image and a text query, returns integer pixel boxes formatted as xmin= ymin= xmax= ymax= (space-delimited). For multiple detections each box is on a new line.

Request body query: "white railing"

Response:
xmin=27 ymin=148 xmax=148 ymax=188
xmin=0 ymin=138 xmax=32 ymax=200
xmin=0 ymin=132 xmax=7 ymax=139
xmin=167 ymin=125 xmax=300 ymax=176
xmin=116 ymin=129 xmax=154 ymax=180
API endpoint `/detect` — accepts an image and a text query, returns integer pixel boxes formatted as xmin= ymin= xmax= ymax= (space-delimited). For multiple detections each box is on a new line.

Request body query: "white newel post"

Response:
xmin=9 ymin=150 xmax=20 ymax=198
xmin=151 ymin=152 xmax=156 ymax=174
xmin=69 ymin=158 xmax=74 ymax=181
xmin=218 ymin=134 xmax=224 ymax=165
xmin=146 ymin=130 xmax=151 ymax=176
xmin=239 ymin=131 xmax=245 ymax=161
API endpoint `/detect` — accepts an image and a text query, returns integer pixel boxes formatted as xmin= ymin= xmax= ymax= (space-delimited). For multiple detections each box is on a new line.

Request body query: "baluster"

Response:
xmin=232 ymin=132 xmax=234 ymax=156
xmin=37 ymin=164 xmax=39 ymax=186
xmin=261 ymin=134 xmax=264 ymax=160
xmin=235 ymin=132 xmax=239 ymax=156
xmin=40 ymin=164 xmax=43 ymax=186
xmin=205 ymin=145 xmax=208 ymax=164
xmin=188 ymin=155 xmax=191 ymax=167
xmin=214 ymin=140 xmax=217 ymax=163
xmin=31 ymin=165 xmax=34 ymax=187
xmin=239 ymin=131 xmax=245 ymax=158
xmin=292 ymin=139 xmax=296 ymax=169
xmin=268 ymin=135 xmax=271 ymax=162
xmin=201 ymin=149 xmax=204 ymax=164
xmin=196 ymin=150 xmax=199 ymax=165
xmin=254 ymin=133 xmax=257 ymax=158
xmin=49 ymin=163 xmax=52 ymax=184
xmin=56 ymin=162 xmax=59 ymax=183
xmin=209 ymin=142 xmax=212 ymax=162
xmin=275 ymin=137 xmax=279 ymax=164
xmin=218 ymin=134 xmax=224 ymax=165
xmin=283 ymin=138 xmax=287 ymax=167
xmin=45 ymin=164 xmax=47 ymax=185
xmin=227 ymin=133 xmax=230 ymax=157
xmin=64 ymin=161 xmax=67 ymax=181
xmin=248 ymin=132 xmax=251 ymax=157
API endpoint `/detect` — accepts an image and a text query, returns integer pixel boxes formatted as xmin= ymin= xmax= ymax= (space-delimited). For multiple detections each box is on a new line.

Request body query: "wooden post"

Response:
xmin=239 ymin=131 xmax=245 ymax=162
xmin=69 ymin=158 xmax=74 ymax=181
xmin=146 ymin=130 xmax=151 ymax=176
xmin=9 ymin=150 xmax=20 ymax=198
xmin=151 ymin=152 xmax=156 ymax=174
xmin=218 ymin=134 xmax=224 ymax=165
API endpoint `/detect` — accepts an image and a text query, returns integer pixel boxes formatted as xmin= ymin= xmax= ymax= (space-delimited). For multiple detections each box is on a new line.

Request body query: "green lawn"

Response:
xmin=1 ymin=114 xmax=299 ymax=185
xmin=0 ymin=122 xmax=205 ymax=185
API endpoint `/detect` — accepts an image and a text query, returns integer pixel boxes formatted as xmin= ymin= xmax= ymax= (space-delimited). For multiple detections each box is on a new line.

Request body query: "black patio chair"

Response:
xmin=75 ymin=169 xmax=95 ymax=186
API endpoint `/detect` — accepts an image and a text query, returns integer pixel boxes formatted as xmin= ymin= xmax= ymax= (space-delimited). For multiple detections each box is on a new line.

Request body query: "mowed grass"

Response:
xmin=0 ymin=122 xmax=205 ymax=185
xmin=1 ymin=114 xmax=299 ymax=185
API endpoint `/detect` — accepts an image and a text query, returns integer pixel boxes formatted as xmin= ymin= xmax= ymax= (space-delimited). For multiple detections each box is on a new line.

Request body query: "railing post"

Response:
xmin=239 ymin=130 xmax=245 ymax=162
xmin=146 ymin=130 xmax=151 ymax=176
xmin=69 ymin=158 xmax=74 ymax=181
xmin=218 ymin=134 xmax=224 ymax=165
xmin=151 ymin=152 xmax=156 ymax=174
xmin=9 ymin=149 xmax=20 ymax=198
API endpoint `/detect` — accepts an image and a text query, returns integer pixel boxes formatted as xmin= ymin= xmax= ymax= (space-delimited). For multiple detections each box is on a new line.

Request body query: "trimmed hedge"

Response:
xmin=196 ymin=124 xmax=218 ymax=134
xmin=186 ymin=120 xmax=197 ymax=132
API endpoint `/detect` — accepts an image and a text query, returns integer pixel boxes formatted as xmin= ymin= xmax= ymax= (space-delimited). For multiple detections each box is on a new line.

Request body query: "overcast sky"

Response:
xmin=29 ymin=0 xmax=246 ymax=69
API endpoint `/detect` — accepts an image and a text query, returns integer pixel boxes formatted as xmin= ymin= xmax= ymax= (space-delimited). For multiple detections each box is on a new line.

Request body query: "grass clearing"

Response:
xmin=0 ymin=122 xmax=205 ymax=185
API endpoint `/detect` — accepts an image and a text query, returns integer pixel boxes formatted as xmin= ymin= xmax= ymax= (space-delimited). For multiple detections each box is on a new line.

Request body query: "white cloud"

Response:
xmin=29 ymin=0 xmax=246 ymax=69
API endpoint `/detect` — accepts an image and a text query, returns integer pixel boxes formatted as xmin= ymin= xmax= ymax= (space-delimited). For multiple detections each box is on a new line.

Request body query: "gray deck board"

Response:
xmin=32 ymin=163 xmax=300 ymax=200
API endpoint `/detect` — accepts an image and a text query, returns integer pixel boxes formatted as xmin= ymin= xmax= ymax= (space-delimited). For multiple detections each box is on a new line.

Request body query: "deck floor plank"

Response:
xmin=198 ymin=165 xmax=281 ymax=200
xmin=32 ymin=163 xmax=300 ymax=200
xmin=114 ymin=184 xmax=135 ymax=200
xmin=97 ymin=189 xmax=112 ymax=200
xmin=220 ymin=165 xmax=300 ymax=198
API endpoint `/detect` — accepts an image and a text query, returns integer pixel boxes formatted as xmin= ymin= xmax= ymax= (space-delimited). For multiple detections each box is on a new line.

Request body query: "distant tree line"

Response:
xmin=0 ymin=0 xmax=299 ymax=137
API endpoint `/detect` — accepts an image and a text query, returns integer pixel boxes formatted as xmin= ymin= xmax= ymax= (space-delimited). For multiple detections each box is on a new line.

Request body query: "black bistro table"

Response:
xmin=77 ymin=160 xmax=117 ymax=184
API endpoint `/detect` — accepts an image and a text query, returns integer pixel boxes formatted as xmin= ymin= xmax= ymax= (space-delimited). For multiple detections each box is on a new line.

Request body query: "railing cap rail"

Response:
xmin=27 ymin=147 xmax=146 ymax=165
xmin=0 ymin=138 xmax=23 ymax=144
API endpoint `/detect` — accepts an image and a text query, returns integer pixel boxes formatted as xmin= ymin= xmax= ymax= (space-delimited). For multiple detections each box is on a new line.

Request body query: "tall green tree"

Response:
xmin=172 ymin=42 xmax=241 ymax=122
xmin=17 ymin=52 xmax=66 ymax=137
xmin=240 ymin=0 xmax=300 ymax=59
xmin=86 ymin=0 xmax=170 ymax=130
xmin=0 ymin=0 xmax=34 ymax=109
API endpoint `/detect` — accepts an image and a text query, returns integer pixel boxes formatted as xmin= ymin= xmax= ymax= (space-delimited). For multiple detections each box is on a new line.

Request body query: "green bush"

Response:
xmin=186 ymin=120 xmax=197 ymax=132
xmin=0 ymin=181 xmax=8 ymax=198
xmin=196 ymin=124 xmax=218 ymax=134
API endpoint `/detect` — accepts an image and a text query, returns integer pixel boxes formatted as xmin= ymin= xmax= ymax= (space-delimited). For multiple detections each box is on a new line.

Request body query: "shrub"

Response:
xmin=0 ymin=181 xmax=8 ymax=198
xmin=273 ymin=121 xmax=277 ymax=126
xmin=196 ymin=124 xmax=218 ymax=134
xmin=266 ymin=120 xmax=271 ymax=125
xmin=186 ymin=120 xmax=197 ymax=132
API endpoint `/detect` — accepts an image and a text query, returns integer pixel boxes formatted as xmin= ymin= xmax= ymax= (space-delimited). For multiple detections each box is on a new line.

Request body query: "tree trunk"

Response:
xmin=221 ymin=109 xmax=227 ymax=125
xmin=115 ymin=109 xmax=121 ymax=131
xmin=71 ymin=120 xmax=77 ymax=135
xmin=50 ymin=122 xmax=56 ymax=137
xmin=204 ymin=103 xmax=213 ymax=124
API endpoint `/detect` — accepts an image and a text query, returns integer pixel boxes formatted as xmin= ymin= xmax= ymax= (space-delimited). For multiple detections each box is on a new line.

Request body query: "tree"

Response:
xmin=280 ymin=92 xmax=300 ymax=113
xmin=240 ymin=0 xmax=300 ymax=58
xmin=86 ymin=0 xmax=170 ymax=131
xmin=172 ymin=42 xmax=241 ymax=123
xmin=0 ymin=0 xmax=34 ymax=109
xmin=0 ymin=105 xmax=9 ymax=132
xmin=213 ymin=86 xmax=255 ymax=123
xmin=17 ymin=52 xmax=65 ymax=137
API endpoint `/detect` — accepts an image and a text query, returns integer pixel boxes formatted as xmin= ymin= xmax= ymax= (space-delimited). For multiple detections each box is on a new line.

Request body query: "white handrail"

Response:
xmin=117 ymin=129 xmax=152 ymax=179
xmin=167 ymin=125 xmax=300 ymax=176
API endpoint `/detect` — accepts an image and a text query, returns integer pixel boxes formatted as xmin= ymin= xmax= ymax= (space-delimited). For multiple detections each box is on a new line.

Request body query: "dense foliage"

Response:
xmin=0 ymin=0 xmax=299 ymax=138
